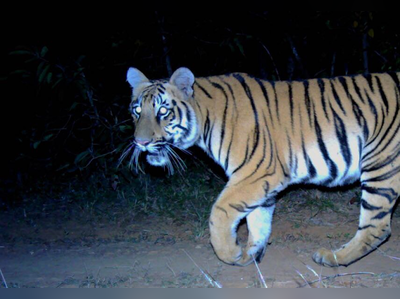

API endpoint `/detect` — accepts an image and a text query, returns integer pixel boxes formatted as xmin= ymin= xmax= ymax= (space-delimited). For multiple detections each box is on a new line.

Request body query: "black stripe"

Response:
xmin=229 ymin=201 xmax=260 ymax=213
xmin=277 ymin=153 xmax=289 ymax=178
xmin=372 ymin=209 xmax=392 ymax=220
xmin=255 ymin=78 xmax=274 ymax=128
xmin=180 ymin=101 xmax=192 ymax=138
xmin=332 ymin=107 xmax=352 ymax=168
xmin=358 ymin=224 xmax=376 ymax=231
xmin=302 ymin=137 xmax=317 ymax=178
xmin=288 ymin=82 xmax=294 ymax=130
xmin=314 ymin=114 xmax=338 ymax=180
xmin=262 ymin=198 xmax=276 ymax=208
xmin=224 ymin=131 xmax=233 ymax=172
xmin=233 ymin=74 xmax=260 ymax=162
xmin=194 ymin=82 xmax=212 ymax=99
xmin=317 ymin=79 xmax=330 ymax=121
xmin=237 ymin=129 xmax=268 ymax=183
xmin=388 ymin=72 xmax=400 ymax=88
xmin=254 ymin=130 xmax=268 ymax=173
xmin=172 ymin=124 xmax=188 ymax=132
xmin=210 ymin=82 xmax=229 ymax=162
xmin=365 ymin=89 xmax=378 ymax=119
xmin=361 ymin=185 xmax=398 ymax=203
xmin=351 ymin=99 xmax=369 ymax=141
xmin=364 ymin=89 xmax=400 ymax=159
xmin=361 ymin=199 xmax=382 ymax=211
xmin=375 ymin=76 xmax=389 ymax=113
xmin=352 ymin=77 xmax=365 ymax=104
xmin=177 ymin=106 xmax=183 ymax=122
xmin=330 ymin=80 xmax=346 ymax=115
xmin=365 ymin=106 xmax=385 ymax=149
xmin=223 ymin=80 xmax=238 ymax=117
xmin=207 ymin=122 xmax=215 ymax=154
xmin=371 ymin=234 xmax=385 ymax=241
xmin=223 ymin=81 xmax=238 ymax=171
xmin=303 ymin=81 xmax=313 ymax=127
xmin=363 ymin=165 xmax=400 ymax=183
xmin=203 ymin=111 xmax=210 ymax=145
xmin=216 ymin=206 xmax=228 ymax=217
xmin=363 ymin=142 xmax=400 ymax=172
xmin=264 ymin=113 xmax=274 ymax=169
xmin=232 ymin=136 xmax=250 ymax=174
xmin=351 ymin=98 xmax=362 ymax=126
xmin=339 ymin=76 xmax=372 ymax=146
xmin=272 ymin=81 xmax=280 ymax=122
xmin=287 ymin=132 xmax=293 ymax=173
xmin=358 ymin=136 xmax=363 ymax=161
xmin=338 ymin=76 xmax=350 ymax=96
xmin=364 ymin=73 xmax=374 ymax=90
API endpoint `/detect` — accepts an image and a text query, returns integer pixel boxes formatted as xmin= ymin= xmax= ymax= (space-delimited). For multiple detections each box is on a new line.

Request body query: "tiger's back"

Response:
xmin=193 ymin=72 xmax=399 ymax=188
xmin=126 ymin=67 xmax=400 ymax=267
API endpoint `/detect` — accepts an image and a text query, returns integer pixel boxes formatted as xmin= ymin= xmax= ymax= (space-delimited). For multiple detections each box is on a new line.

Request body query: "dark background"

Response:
xmin=1 ymin=11 xmax=400 ymax=203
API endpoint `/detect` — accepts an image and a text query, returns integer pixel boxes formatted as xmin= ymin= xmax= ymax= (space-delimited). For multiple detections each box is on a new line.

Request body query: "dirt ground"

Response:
xmin=1 ymin=187 xmax=399 ymax=288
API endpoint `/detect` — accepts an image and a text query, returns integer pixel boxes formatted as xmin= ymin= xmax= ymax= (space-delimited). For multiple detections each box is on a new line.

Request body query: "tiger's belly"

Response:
xmin=289 ymin=139 xmax=362 ymax=187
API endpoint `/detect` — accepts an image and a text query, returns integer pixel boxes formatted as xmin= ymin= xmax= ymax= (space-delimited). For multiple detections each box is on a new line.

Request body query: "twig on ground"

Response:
xmin=297 ymin=259 xmax=322 ymax=287
xmin=375 ymin=247 xmax=400 ymax=262
xmin=182 ymin=249 xmax=222 ymax=288
xmin=305 ymin=264 xmax=319 ymax=278
xmin=0 ymin=268 xmax=8 ymax=288
xmin=166 ymin=259 xmax=176 ymax=277
xmin=294 ymin=268 xmax=312 ymax=288
xmin=252 ymin=255 xmax=268 ymax=288
xmin=299 ymin=271 xmax=376 ymax=288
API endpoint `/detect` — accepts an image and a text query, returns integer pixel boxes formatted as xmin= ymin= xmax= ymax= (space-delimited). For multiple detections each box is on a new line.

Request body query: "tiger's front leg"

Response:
xmin=209 ymin=179 xmax=281 ymax=266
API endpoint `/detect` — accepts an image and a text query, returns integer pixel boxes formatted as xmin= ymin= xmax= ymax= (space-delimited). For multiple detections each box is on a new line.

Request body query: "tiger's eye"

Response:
xmin=159 ymin=107 xmax=168 ymax=115
xmin=134 ymin=106 xmax=142 ymax=114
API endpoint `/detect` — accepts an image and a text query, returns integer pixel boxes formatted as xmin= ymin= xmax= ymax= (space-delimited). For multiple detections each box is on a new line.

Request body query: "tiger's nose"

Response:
xmin=135 ymin=138 xmax=152 ymax=146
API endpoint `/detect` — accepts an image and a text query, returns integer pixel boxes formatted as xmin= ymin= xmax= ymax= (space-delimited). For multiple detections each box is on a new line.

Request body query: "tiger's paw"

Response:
xmin=235 ymin=244 xmax=267 ymax=267
xmin=212 ymin=242 xmax=244 ymax=266
xmin=312 ymin=248 xmax=341 ymax=267
xmin=212 ymin=242 xmax=266 ymax=266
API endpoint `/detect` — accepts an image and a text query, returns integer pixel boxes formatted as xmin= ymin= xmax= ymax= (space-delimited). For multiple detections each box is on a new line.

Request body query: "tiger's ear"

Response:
xmin=127 ymin=67 xmax=149 ymax=90
xmin=170 ymin=67 xmax=195 ymax=98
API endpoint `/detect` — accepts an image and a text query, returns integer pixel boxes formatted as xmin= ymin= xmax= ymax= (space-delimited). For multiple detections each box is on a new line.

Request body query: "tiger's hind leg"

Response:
xmin=313 ymin=171 xmax=400 ymax=267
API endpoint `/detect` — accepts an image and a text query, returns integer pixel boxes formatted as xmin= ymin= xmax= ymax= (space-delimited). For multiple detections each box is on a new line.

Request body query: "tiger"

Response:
xmin=124 ymin=66 xmax=400 ymax=267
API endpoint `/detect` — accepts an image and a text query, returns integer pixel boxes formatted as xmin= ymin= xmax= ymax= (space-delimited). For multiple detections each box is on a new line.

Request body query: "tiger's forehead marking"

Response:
xmin=137 ymin=80 xmax=171 ymax=107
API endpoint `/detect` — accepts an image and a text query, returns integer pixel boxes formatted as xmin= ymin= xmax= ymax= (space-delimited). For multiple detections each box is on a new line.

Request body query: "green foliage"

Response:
xmin=10 ymin=46 xmax=132 ymax=176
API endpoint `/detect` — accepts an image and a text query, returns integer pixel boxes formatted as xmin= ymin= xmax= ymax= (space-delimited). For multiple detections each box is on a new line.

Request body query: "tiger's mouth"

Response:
xmin=146 ymin=152 xmax=168 ymax=166
xmin=119 ymin=141 xmax=186 ymax=175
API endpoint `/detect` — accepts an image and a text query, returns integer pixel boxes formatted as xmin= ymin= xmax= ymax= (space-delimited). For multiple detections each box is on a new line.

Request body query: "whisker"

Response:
xmin=170 ymin=144 xmax=192 ymax=156
xmin=170 ymin=149 xmax=187 ymax=172
xmin=127 ymin=147 xmax=143 ymax=173
xmin=118 ymin=142 xmax=135 ymax=168
xmin=135 ymin=149 xmax=143 ymax=173
xmin=165 ymin=145 xmax=186 ymax=174
xmin=161 ymin=149 xmax=174 ymax=175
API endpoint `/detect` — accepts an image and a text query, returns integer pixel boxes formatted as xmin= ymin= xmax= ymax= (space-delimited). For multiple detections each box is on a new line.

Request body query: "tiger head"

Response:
xmin=124 ymin=67 xmax=199 ymax=173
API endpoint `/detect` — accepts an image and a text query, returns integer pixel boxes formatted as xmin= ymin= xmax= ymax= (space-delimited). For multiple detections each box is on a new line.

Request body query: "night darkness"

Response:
xmin=2 ymin=10 xmax=400 ymax=199
xmin=1 ymin=9 xmax=400 ymax=288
